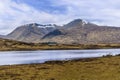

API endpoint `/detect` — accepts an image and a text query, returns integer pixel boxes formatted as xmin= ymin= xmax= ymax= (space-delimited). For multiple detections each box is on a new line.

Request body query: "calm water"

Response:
xmin=0 ymin=49 xmax=120 ymax=66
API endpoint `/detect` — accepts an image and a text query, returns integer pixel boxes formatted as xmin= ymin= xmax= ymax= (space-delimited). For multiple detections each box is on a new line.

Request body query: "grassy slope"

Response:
xmin=0 ymin=56 xmax=120 ymax=80
xmin=1 ymin=38 xmax=120 ymax=51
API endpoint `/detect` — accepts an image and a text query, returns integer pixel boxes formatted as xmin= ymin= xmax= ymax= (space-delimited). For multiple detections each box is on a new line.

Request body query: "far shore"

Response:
xmin=1 ymin=44 xmax=120 ymax=51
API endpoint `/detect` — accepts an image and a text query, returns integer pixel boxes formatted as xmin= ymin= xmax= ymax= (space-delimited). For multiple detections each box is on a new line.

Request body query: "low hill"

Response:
xmin=0 ymin=38 xmax=36 ymax=51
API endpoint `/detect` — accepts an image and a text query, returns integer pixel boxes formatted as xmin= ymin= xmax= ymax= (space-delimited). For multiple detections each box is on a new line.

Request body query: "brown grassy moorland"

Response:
xmin=0 ymin=55 xmax=120 ymax=80
xmin=1 ymin=38 xmax=120 ymax=51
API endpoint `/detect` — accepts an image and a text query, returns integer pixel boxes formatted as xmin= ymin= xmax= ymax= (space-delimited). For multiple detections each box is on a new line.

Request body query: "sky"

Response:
xmin=0 ymin=0 xmax=120 ymax=35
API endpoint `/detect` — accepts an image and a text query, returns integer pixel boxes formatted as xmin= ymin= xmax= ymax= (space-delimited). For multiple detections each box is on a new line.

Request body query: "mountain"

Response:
xmin=0 ymin=35 xmax=4 ymax=38
xmin=63 ymin=19 xmax=88 ymax=28
xmin=7 ymin=23 xmax=56 ymax=42
xmin=42 ymin=19 xmax=120 ymax=44
xmin=6 ymin=19 xmax=120 ymax=44
xmin=0 ymin=35 xmax=8 ymax=39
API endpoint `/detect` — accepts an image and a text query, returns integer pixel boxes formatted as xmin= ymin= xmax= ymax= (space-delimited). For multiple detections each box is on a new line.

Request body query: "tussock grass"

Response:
xmin=1 ymin=38 xmax=120 ymax=51
xmin=0 ymin=56 xmax=120 ymax=80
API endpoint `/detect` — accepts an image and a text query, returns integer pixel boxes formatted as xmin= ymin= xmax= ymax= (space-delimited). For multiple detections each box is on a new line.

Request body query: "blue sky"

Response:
xmin=0 ymin=0 xmax=120 ymax=35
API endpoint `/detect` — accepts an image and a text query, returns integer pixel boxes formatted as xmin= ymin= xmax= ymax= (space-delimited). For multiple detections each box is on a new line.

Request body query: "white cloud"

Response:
xmin=0 ymin=0 xmax=120 ymax=35
xmin=0 ymin=0 xmax=70 ymax=35
xmin=51 ymin=0 xmax=120 ymax=25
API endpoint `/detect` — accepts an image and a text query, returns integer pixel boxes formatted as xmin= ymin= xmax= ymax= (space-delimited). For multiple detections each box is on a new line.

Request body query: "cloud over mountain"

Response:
xmin=0 ymin=0 xmax=120 ymax=34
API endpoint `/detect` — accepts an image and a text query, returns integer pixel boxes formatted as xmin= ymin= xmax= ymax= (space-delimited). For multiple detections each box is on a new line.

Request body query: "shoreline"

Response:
xmin=0 ymin=46 xmax=120 ymax=51
xmin=0 ymin=54 xmax=116 ymax=66
xmin=0 ymin=55 xmax=119 ymax=80
xmin=1 ymin=38 xmax=120 ymax=51
xmin=0 ymin=57 xmax=100 ymax=66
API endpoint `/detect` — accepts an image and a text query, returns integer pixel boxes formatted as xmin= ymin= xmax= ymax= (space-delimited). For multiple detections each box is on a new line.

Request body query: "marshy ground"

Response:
xmin=0 ymin=55 xmax=120 ymax=80
xmin=1 ymin=38 xmax=120 ymax=51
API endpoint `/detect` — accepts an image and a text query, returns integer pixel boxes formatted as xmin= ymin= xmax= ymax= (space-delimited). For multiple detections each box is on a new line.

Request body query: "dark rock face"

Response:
xmin=5 ymin=19 xmax=120 ymax=44
xmin=42 ymin=29 xmax=63 ymax=39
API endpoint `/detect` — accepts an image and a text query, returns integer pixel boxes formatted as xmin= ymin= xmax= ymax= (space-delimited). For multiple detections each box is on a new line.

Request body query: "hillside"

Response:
xmin=7 ymin=23 xmax=56 ymax=42
xmin=3 ymin=19 xmax=120 ymax=44
xmin=42 ymin=19 xmax=120 ymax=44
xmin=0 ymin=38 xmax=36 ymax=51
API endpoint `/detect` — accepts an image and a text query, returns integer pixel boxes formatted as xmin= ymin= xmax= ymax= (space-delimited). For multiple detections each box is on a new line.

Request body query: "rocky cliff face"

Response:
xmin=6 ymin=19 xmax=120 ymax=44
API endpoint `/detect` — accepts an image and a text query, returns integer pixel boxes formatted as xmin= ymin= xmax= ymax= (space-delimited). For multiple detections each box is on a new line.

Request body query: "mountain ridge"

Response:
xmin=7 ymin=23 xmax=56 ymax=42
xmin=1 ymin=19 xmax=120 ymax=44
